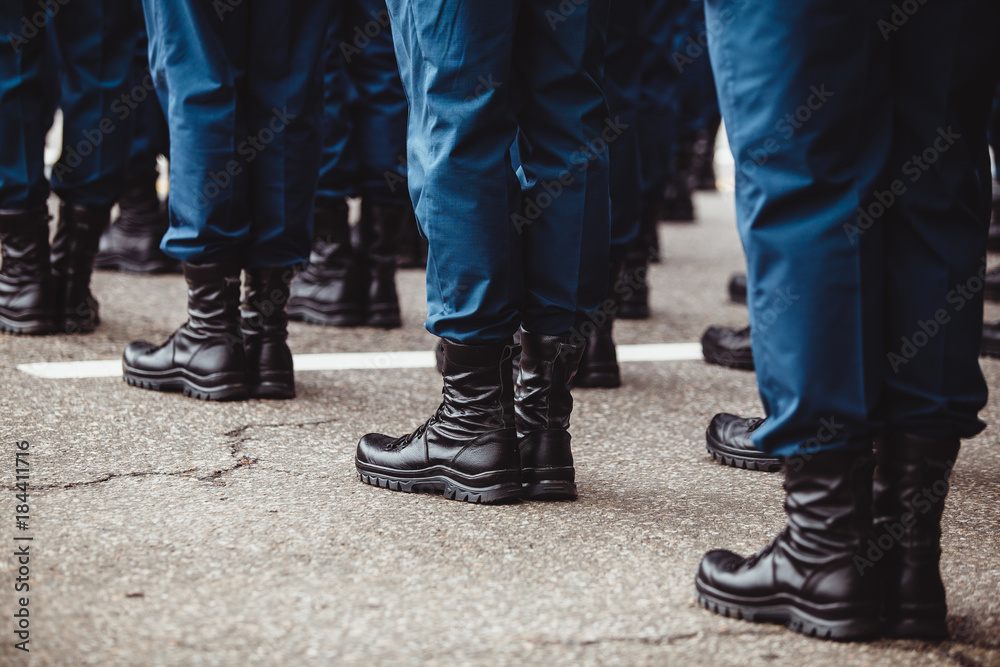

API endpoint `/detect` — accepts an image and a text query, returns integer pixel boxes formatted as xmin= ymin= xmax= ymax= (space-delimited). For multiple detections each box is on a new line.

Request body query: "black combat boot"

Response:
xmin=516 ymin=328 xmax=585 ymax=500
xmin=287 ymin=202 xmax=365 ymax=327
xmin=691 ymin=118 xmax=720 ymax=191
xmin=873 ymin=433 xmax=960 ymax=640
xmin=243 ymin=267 xmax=296 ymax=400
xmin=639 ymin=200 xmax=661 ymax=263
xmin=662 ymin=137 xmax=696 ymax=222
xmin=356 ymin=340 xmax=522 ymax=504
xmin=618 ymin=245 xmax=650 ymax=320
xmin=0 ymin=207 xmax=57 ymax=335
xmin=575 ymin=261 xmax=622 ymax=388
xmin=705 ymin=414 xmax=781 ymax=472
xmin=728 ymin=272 xmax=747 ymax=304
xmin=701 ymin=324 xmax=754 ymax=370
xmin=358 ymin=200 xmax=403 ymax=328
xmin=696 ymin=451 xmax=880 ymax=641
xmin=123 ymin=262 xmax=249 ymax=401
xmin=94 ymin=171 xmax=178 ymax=274
xmin=51 ymin=202 xmax=111 ymax=333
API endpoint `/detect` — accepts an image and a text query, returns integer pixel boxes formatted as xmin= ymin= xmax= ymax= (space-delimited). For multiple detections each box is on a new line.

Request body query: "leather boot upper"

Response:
xmin=698 ymin=451 xmax=879 ymax=613
xmin=51 ymin=202 xmax=111 ymax=332
xmin=356 ymin=340 xmax=520 ymax=479
xmin=873 ymin=432 xmax=959 ymax=633
xmin=242 ymin=266 xmax=295 ymax=394
xmin=95 ymin=171 xmax=176 ymax=273
xmin=515 ymin=328 xmax=585 ymax=475
xmin=124 ymin=262 xmax=246 ymax=384
xmin=0 ymin=207 xmax=56 ymax=333
xmin=289 ymin=202 xmax=364 ymax=321
xmin=358 ymin=200 xmax=402 ymax=326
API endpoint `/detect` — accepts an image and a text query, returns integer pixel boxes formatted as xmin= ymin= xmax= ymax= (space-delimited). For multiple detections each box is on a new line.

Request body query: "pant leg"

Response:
xmin=243 ymin=0 xmax=331 ymax=268
xmin=143 ymin=0 xmax=249 ymax=264
xmin=0 ymin=0 xmax=50 ymax=210
xmin=49 ymin=0 xmax=138 ymax=207
xmin=605 ymin=0 xmax=642 ymax=258
xmin=386 ymin=0 xmax=523 ymax=343
xmin=125 ymin=0 xmax=168 ymax=178
xmin=708 ymin=0 xmax=893 ymax=457
xmin=880 ymin=0 xmax=997 ymax=439
xmin=347 ymin=0 xmax=408 ymax=205
xmin=317 ymin=6 xmax=361 ymax=206
xmin=515 ymin=0 xmax=611 ymax=336
xmin=638 ymin=0 xmax=684 ymax=203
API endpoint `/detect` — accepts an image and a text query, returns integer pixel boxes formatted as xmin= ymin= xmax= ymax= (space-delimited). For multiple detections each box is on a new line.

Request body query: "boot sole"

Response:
xmin=123 ymin=365 xmax=249 ymax=401
xmin=356 ymin=459 xmax=522 ymax=504
xmin=0 ymin=313 xmax=57 ymax=335
xmin=696 ymin=579 xmax=880 ymax=642
xmin=287 ymin=301 xmax=364 ymax=327
xmin=523 ymin=480 xmax=577 ymax=501
xmin=573 ymin=372 xmax=621 ymax=388
xmin=61 ymin=315 xmax=99 ymax=335
xmin=250 ymin=382 xmax=296 ymax=400
xmin=881 ymin=617 xmax=949 ymax=640
xmin=702 ymin=341 xmax=754 ymax=371
xmin=522 ymin=466 xmax=577 ymax=500
xmin=365 ymin=307 xmax=402 ymax=329
xmin=705 ymin=429 xmax=782 ymax=473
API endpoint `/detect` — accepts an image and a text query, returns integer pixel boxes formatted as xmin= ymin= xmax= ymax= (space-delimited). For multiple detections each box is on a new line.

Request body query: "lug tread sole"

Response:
xmin=705 ymin=445 xmax=782 ymax=473
xmin=0 ymin=315 xmax=57 ymax=335
xmin=123 ymin=372 xmax=249 ymax=402
xmin=287 ymin=302 xmax=364 ymax=328
xmin=695 ymin=588 xmax=879 ymax=642
xmin=357 ymin=469 xmax=522 ymax=505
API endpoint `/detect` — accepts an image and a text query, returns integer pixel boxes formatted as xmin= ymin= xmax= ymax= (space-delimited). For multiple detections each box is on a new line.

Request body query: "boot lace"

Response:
xmin=388 ymin=406 xmax=443 ymax=450
xmin=742 ymin=528 xmax=787 ymax=569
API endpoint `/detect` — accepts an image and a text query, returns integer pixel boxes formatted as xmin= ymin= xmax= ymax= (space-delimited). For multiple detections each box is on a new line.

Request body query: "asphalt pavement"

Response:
xmin=1 ymin=186 xmax=999 ymax=666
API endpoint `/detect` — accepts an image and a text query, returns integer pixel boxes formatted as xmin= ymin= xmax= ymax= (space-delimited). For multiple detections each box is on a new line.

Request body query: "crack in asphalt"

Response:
xmin=0 ymin=418 xmax=337 ymax=491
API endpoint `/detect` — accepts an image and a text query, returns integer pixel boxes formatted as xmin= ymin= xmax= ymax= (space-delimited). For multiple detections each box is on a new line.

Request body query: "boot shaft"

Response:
xmin=183 ymin=262 xmax=243 ymax=340
xmin=242 ymin=266 xmax=293 ymax=332
xmin=873 ymin=432 xmax=959 ymax=637
xmin=309 ymin=202 xmax=353 ymax=266
xmin=782 ymin=450 xmax=875 ymax=559
xmin=0 ymin=207 xmax=51 ymax=282
xmin=439 ymin=340 xmax=518 ymax=432
xmin=115 ymin=171 xmax=163 ymax=230
xmin=358 ymin=201 xmax=404 ymax=264
xmin=515 ymin=328 xmax=585 ymax=433
xmin=51 ymin=203 xmax=111 ymax=278
xmin=874 ymin=432 xmax=959 ymax=549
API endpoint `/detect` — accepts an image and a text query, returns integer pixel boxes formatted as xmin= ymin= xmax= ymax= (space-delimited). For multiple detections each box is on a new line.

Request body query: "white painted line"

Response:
xmin=616 ymin=343 xmax=703 ymax=362
xmin=16 ymin=342 xmax=705 ymax=380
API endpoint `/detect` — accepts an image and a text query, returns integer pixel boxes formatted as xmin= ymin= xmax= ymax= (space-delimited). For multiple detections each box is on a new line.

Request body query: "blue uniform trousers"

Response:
xmin=125 ymin=0 xmax=168 ymax=178
xmin=317 ymin=0 xmax=408 ymax=207
xmin=638 ymin=0 xmax=684 ymax=203
xmin=605 ymin=0 xmax=642 ymax=257
xmin=386 ymin=0 xmax=612 ymax=342
xmin=1 ymin=0 xmax=135 ymax=210
xmin=708 ymin=0 xmax=997 ymax=457
xmin=143 ymin=0 xmax=330 ymax=268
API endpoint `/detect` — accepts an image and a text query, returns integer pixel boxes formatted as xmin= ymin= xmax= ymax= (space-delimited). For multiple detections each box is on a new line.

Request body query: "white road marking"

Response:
xmin=16 ymin=342 xmax=705 ymax=380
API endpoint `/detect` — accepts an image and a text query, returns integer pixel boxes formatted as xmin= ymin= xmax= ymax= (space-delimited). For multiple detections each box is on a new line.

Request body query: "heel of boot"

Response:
xmin=523 ymin=475 xmax=577 ymax=500
xmin=250 ymin=371 xmax=296 ymax=400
